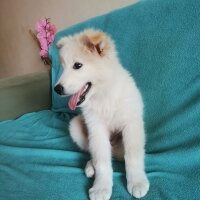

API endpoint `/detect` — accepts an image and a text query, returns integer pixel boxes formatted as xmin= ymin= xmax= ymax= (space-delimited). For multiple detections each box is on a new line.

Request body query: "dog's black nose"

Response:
xmin=54 ymin=84 xmax=64 ymax=95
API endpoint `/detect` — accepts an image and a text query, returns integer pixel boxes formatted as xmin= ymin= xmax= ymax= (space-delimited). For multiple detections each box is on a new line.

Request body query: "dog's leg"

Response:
xmin=122 ymin=115 xmax=149 ymax=199
xmin=86 ymin=118 xmax=112 ymax=200
xmin=69 ymin=115 xmax=88 ymax=151
xmin=69 ymin=115 xmax=96 ymax=178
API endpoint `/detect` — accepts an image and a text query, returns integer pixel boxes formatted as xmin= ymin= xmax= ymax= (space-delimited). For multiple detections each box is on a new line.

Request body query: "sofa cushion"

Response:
xmin=0 ymin=72 xmax=51 ymax=120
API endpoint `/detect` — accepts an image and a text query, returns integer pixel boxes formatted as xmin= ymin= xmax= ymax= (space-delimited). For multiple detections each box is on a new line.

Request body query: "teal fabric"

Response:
xmin=0 ymin=110 xmax=129 ymax=200
xmin=1 ymin=0 xmax=200 ymax=199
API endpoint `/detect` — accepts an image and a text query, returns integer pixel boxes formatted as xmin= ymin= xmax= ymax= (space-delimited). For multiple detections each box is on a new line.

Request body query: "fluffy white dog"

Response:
xmin=54 ymin=29 xmax=149 ymax=200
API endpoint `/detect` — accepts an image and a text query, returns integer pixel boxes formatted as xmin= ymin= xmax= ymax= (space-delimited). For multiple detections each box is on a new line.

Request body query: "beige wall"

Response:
xmin=0 ymin=0 xmax=137 ymax=79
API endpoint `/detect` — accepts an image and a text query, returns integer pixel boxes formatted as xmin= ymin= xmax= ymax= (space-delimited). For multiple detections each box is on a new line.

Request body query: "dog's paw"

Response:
xmin=89 ymin=185 xmax=112 ymax=200
xmin=85 ymin=160 xmax=95 ymax=178
xmin=127 ymin=176 xmax=150 ymax=199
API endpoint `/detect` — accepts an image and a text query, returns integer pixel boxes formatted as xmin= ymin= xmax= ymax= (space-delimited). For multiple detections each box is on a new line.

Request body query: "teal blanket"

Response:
xmin=1 ymin=0 xmax=200 ymax=199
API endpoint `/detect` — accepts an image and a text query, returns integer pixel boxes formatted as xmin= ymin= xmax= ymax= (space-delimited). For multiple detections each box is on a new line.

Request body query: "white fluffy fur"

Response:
xmin=56 ymin=29 xmax=149 ymax=200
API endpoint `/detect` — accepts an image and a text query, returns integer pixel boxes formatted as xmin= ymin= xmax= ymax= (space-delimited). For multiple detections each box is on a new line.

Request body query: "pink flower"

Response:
xmin=36 ymin=30 xmax=46 ymax=39
xmin=40 ymin=39 xmax=48 ymax=51
xmin=35 ymin=19 xmax=47 ymax=32
xmin=39 ymin=49 xmax=48 ymax=57
xmin=35 ymin=18 xmax=57 ymax=58
xmin=49 ymin=24 xmax=57 ymax=34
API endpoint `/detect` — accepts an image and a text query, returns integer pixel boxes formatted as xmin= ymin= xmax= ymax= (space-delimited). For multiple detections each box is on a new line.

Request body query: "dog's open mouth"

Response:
xmin=68 ymin=82 xmax=92 ymax=110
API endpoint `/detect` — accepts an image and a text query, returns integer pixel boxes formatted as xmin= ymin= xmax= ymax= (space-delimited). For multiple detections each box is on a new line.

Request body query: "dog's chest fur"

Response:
xmin=82 ymin=89 xmax=128 ymax=134
xmin=82 ymin=66 xmax=142 ymax=137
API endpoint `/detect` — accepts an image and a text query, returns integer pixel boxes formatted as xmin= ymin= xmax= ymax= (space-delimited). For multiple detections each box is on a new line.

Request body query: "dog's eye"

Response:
xmin=73 ymin=62 xmax=83 ymax=70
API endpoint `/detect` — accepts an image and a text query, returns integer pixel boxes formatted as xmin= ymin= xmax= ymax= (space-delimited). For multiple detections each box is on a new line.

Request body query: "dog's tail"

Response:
xmin=69 ymin=115 xmax=89 ymax=151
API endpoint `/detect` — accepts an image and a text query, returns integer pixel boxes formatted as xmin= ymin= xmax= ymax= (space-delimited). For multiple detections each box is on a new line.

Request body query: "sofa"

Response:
xmin=1 ymin=0 xmax=200 ymax=199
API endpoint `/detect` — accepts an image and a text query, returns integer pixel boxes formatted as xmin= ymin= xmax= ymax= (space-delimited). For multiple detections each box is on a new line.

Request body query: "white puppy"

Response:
xmin=55 ymin=29 xmax=149 ymax=200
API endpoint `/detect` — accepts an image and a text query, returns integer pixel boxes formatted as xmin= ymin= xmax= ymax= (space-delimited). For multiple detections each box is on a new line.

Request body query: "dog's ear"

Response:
xmin=82 ymin=30 xmax=109 ymax=56
xmin=56 ymin=37 xmax=68 ymax=49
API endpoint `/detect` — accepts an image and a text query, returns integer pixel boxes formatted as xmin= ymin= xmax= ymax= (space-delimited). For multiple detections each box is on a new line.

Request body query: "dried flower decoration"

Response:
xmin=30 ymin=18 xmax=57 ymax=66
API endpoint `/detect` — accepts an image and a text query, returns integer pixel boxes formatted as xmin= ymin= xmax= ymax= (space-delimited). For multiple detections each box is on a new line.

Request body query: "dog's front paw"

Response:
xmin=89 ymin=185 xmax=112 ymax=200
xmin=85 ymin=160 xmax=95 ymax=178
xmin=127 ymin=176 xmax=150 ymax=199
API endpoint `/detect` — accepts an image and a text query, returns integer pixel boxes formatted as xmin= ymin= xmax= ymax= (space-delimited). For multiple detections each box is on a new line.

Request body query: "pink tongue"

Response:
xmin=68 ymin=85 xmax=86 ymax=110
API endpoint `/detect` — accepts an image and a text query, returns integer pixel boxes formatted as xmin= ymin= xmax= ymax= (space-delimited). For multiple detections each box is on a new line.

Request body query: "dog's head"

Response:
xmin=54 ymin=29 xmax=117 ymax=110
